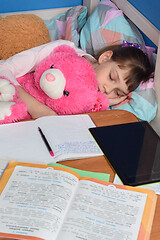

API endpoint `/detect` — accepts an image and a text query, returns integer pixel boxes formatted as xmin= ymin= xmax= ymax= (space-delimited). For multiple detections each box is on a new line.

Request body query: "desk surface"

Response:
xmin=60 ymin=110 xmax=159 ymax=240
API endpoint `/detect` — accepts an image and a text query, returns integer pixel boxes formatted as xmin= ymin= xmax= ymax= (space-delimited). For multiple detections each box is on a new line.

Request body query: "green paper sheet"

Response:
xmin=48 ymin=163 xmax=110 ymax=182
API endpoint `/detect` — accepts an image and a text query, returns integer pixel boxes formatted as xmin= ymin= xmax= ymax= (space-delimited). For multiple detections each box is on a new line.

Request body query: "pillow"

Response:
xmin=110 ymin=78 xmax=157 ymax=122
xmin=79 ymin=0 xmax=157 ymax=122
xmin=44 ymin=5 xmax=87 ymax=47
xmin=80 ymin=0 xmax=144 ymax=56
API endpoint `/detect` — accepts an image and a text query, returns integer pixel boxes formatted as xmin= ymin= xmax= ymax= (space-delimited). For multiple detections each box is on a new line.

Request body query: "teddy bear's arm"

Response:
xmin=0 ymin=78 xmax=30 ymax=123
xmin=0 ymin=78 xmax=16 ymax=101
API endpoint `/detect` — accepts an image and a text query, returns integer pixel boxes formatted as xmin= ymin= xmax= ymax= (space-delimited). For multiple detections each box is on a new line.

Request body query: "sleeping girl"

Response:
xmin=0 ymin=39 xmax=152 ymax=119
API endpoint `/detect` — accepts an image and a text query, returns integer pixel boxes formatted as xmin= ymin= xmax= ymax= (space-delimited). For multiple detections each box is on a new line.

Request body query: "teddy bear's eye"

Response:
xmin=63 ymin=90 xmax=69 ymax=96
xmin=50 ymin=64 xmax=54 ymax=68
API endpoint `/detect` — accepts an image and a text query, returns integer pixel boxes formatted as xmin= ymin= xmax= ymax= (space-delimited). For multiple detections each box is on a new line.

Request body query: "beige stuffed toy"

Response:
xmin=0 ymin=14 xmax=51 ymax=59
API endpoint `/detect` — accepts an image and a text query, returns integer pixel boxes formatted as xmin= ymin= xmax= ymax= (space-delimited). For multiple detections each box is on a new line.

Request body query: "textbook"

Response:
xmin=0 ymin=114 xmax=103 ymax=164
xmin=0 ymin=161 xmax=157 ymax=240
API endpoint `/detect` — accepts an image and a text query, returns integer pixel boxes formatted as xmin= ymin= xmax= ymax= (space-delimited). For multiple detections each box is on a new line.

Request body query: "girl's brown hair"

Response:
xmin=96 ymin=45 xmax=153 ymax=92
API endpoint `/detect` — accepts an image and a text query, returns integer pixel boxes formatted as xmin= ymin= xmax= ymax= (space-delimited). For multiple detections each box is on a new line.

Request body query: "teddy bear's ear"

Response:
xmin=52 ymin=45 xmax=78 ymax=55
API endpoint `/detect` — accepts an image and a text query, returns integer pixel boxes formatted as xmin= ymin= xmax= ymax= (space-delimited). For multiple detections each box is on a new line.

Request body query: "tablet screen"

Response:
xmin=89 ymin=121 xmax=160 ymax=186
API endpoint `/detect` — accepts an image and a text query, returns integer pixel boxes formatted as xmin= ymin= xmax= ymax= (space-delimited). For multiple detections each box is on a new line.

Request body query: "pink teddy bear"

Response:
xmin=0 ymin=45 xmax=109 ymax=124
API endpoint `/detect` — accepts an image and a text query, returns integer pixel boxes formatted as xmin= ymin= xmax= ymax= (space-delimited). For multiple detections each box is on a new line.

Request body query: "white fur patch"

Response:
xmin=0 ymin=102 xmax=15 ymax=120
xmin=40 ymin=69 xmax=66 ymax=99
xmin=0 ymin=78 xmax=16 ymax=101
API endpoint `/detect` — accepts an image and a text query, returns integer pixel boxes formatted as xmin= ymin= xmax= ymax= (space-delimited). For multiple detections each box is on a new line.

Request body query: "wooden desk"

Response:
xmin=60 ymin=110 xmax=159 ymax=240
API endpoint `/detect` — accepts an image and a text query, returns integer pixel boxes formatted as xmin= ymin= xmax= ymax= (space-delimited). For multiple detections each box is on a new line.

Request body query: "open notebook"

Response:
xmin=0 ymin=115 xmax=102 ymax=164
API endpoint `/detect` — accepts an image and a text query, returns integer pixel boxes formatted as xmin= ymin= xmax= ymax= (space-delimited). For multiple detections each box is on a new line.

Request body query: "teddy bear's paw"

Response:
xmin=0 ymin=99 xmax=31 ymax=124
xmin=0 ymin=78 xmax=16 ymax=101
xmin=0 ymin=102 xmax=15 ymax=120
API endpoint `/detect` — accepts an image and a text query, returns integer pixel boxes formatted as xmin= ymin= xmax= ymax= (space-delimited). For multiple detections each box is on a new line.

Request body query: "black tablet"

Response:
xmin=89 ymin=121 xmax=160 ymax=186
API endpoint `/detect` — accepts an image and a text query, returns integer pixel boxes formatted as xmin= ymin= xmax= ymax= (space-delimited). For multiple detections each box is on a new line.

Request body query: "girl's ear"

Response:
xmin=98 ymin=50 xmax=113 ymax=64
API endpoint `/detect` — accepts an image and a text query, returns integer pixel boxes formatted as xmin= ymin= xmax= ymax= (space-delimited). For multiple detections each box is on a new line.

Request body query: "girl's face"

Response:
xmin=95 ymin=51 xmax=129 ymax=100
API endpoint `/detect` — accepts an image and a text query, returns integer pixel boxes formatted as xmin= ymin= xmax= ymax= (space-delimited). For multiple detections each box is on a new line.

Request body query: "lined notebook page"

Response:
xmin=0 ymin=115 xmax=102 ymax=164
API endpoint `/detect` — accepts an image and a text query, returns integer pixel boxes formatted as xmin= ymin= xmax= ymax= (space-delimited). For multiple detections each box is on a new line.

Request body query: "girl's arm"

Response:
xmin=18 ymin=86 xmax=57 ymax=118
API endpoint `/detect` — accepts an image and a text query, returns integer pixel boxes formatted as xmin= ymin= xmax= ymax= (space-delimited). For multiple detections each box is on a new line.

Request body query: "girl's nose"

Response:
xmin=104 ymin=84 xmax=113 ymax=95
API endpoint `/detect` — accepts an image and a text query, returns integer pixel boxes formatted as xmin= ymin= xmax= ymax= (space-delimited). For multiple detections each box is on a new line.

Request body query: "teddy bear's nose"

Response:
xmin=46 ymin=73 xmax=55 ymax=82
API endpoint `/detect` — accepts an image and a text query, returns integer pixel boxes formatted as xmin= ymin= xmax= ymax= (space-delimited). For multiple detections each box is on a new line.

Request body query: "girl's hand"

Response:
xmin=108 ymin=95 xmax=127 ymax=106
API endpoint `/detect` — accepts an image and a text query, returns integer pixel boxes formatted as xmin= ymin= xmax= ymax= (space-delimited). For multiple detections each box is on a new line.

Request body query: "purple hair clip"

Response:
xmin=121 ymin=40 xmax=140 ymax=49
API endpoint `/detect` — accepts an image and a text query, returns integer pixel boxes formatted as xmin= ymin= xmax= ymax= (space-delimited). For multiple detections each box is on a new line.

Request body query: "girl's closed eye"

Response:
xmin=109 ymin=70 xmax=117 ymax=82
xmin=109 ymin=72 xmax=114 ymax=81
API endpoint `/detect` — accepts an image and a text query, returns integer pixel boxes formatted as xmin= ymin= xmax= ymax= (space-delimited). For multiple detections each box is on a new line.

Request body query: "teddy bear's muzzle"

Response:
xmin=40 ymin=69 xmax=66 ymax=99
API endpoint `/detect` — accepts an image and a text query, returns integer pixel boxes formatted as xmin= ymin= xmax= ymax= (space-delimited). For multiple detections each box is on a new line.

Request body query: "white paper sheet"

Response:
xmin=0 ymin=115 xmax=102 ymax=164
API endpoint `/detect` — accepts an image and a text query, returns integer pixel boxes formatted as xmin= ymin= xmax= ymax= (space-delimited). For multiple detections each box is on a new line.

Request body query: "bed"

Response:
xmin=0 ymin=0 xmax=160 ymax=135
